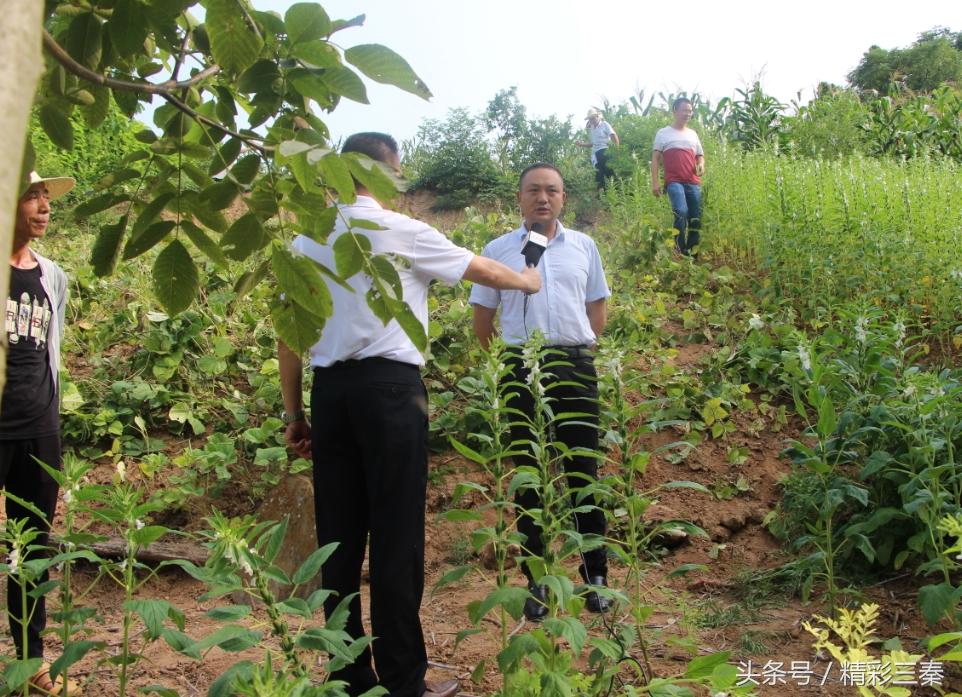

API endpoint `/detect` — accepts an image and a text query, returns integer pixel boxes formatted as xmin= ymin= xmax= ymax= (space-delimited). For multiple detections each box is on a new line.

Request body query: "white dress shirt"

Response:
xmin=469 ymin=221 xmax=609 ymax=346
xmin=294 ymin=196 xmax=474 ymax=367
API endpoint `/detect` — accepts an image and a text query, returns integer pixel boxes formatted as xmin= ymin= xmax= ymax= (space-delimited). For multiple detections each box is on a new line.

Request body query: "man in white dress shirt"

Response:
xmin=470 ymin=163 xmax=612 ymax=621
xmin=278 ymin=133 xmax=540 ymax=697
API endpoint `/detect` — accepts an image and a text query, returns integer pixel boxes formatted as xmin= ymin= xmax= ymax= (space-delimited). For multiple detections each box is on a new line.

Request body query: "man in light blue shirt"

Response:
xmin=470 ymin=162 xmax=611 ymax=621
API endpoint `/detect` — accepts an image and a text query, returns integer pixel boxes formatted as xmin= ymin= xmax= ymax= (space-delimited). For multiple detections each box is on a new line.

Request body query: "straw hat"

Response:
xmin=22 ymin=171 xmax=76 ymax=199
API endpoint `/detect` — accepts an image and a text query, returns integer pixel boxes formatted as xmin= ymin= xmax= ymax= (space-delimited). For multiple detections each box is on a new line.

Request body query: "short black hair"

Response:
xmin=341 ymin=132 xmax=398 ymax=165
xmin=518 ymin=162 xmax=565 ymax=190
xmin=672 ymin=97 xmax=693 ymax=111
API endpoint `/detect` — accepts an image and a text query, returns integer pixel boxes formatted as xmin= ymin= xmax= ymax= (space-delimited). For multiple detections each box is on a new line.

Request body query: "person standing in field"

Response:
xmin=2 ymin=171 xmax=80 ymax=696
xmin=277 ymin=132 xmax=540 ymax=697
xmin=470 ymin=163 xmax=612 ymax=622
xmin=577 ymin=108 xmax=620 ymax=189
xmin=651 ymin=97 xmax=705 ymax=256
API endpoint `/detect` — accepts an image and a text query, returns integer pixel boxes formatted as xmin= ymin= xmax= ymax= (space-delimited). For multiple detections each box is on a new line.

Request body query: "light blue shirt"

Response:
xmin=469 ymin=221 xmax=610 ymax=346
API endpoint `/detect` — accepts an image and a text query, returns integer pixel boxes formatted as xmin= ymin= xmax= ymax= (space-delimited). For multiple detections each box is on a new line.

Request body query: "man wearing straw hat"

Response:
xmin=577 ymin=108 xmax=620 ymax=189
xmin=1 ymin=171 xmax=79 ymax=695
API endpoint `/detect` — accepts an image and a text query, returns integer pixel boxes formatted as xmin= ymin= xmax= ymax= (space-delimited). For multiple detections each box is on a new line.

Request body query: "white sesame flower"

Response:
xmin=116 ymin=461 xmax=127 ymax=482
xmin=8 ymin=547 xmax=20 ymax=575
xmin=903 ymin=384 xmax=916 ymax=398
xmin=797 ymin=345 xmax=812 ymax=372
xmin=135 ymin=519 xmax=145 ymax=530
xmin=894 ymin=320 xmax=906 ymax=348
xmin=855 ymin=316 xmax=868 ymax=345
xmin=748 ymin=314 xmax=765 ymax=330
xmin=118 ymin=560 xmax=127 ymax=571
xmin=63 ymin=488 xmax=74 ymax=504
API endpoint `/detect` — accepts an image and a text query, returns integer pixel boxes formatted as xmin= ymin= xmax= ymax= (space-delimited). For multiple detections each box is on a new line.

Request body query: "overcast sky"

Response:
xmin=252 ymin=0 xmax=959 ymax=144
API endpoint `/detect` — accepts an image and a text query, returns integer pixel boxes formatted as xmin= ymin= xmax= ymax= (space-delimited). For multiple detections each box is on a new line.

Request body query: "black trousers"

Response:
xmin=504 ymin=352 xmax=608 ymax=580
xmin=311 ymin=359 xmax=429 ymax=697
xmin=594 ymin=148 xmax=613 ymax=189
xmin=0 ymin=434 xmax=61 ymax=660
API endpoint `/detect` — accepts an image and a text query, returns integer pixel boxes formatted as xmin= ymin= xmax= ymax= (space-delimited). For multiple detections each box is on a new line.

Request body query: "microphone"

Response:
xmin=522 ymin=222 xmax=547 ymax=267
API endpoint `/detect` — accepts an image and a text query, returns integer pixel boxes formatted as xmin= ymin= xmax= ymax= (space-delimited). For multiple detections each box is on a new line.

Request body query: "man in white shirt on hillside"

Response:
xmin=577 ymin=108 xmax=620 ymax=189
xmin=278 ymin=132 xmax=540 ymax=697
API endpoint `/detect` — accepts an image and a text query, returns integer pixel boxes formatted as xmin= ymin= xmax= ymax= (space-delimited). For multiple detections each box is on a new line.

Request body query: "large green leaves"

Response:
xmin=206 ymin=0 xmax=264 ymax=74
xmin=153 ymin=240 xmax=199 ymax=315
xmin=90 ymin=215 xmax=129 ymax=277
xmin=108 ymin=0 xmax=149 ymax=58
xmin=270 ymin=295 xmax=325 ymax=355
xmin=272 ymin=246 xmax=333 ymax=319
xmin=345 ymin=44 xmax=432 ymax=100
xmin=284 ymin=3 xmax=331 ymax=44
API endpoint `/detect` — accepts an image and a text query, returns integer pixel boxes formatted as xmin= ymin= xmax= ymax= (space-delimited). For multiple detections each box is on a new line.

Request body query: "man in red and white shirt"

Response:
xmin=651 ymin=98 xmax=705 ymax=256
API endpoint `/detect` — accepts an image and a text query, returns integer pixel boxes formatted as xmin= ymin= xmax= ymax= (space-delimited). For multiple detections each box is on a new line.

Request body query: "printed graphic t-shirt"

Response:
xmin=0 ymin=265 xmax=58 ymax=439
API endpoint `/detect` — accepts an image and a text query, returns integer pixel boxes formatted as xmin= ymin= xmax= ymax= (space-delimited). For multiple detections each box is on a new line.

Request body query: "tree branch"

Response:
xmin=42 ymin=29 xmax=220 ymax=95
xmin=160 ymin=92 xmax=271 ymax=154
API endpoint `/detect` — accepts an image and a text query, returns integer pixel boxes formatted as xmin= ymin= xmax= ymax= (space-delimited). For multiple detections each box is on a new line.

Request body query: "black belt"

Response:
xmin=315 ymin=357 xmax=420 ymax=373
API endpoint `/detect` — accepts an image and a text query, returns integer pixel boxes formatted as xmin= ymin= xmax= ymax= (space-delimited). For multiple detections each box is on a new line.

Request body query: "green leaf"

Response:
xmin=39 ymin=104 xmax=74 ymax=150
xmin=667 ymin=563 xmax=708 ymax=578
xmin=271 ymin=295 xmax=325 ymax=354
xmin=109 ymin=0 xmax=149 ymax=58
xmin=49 ymin=640 xmax=102 ymax=681
xmin=685 ymin=651 xmax=731 ymax=679
xmin=292 ymin=542 xmax=338 ymax=585
xmin=207 ymin=661 xmax=254 ymax=697
xmin=321 ymin=65 xmax=369 ymax=104
xmin=233 ymin=260 xmax=270 ymax=300
xmin=236 ymin=59 xmax=280 ymax=95
xmin=131 ymin=525 xmax=169 ymax=548
xmin=125 ymin=599 xmax=172 ymax=639
xmin=290 ymin=71 xmax=335 ymax=109
xmin=284 ymin=3 xmax=331 ymax=44
xmin=661 ymin=481 xmax=710 ymax=493
xmin=66 ymin=12 xmax=103 ymax=69
xmin=94 ymin=168 xmax=141 ymax=191
xmin=221 ymin=213 xmax=267 ymax=261
xmin=200 ymin=181 xmax=239 ymax=211
xmin=345 ymin=44 xmax=432 ymax=100
xmin=272 ymin=246 xmax=333 ymax=319
xmin=74 ymin=192 xmax=128 ymax=218
xmin=229 ymin=154 xmax=261 ymax=185
xmin=318 ymin=153 xmax=355 ymax=202
xmin=387 ymin=297 xmax=427 ymax=352
xmin=292 ymin=41 xmax=339 ymax=68
xmin=131 ymin=192 xmax=175 ymax=237
xmin=344 ymin=155 xmax=397 ymax=202
xmin=206 ymin=0 xmax=264 ymax=74
xmin=140 ymin=686 xmax=179 ymax=697
xmin=209 ymin=138 xmax=242 ymax=176
xmin=193 ymin=625 xmax=261 ymax=653
xmin=432 ymin=565 xmax=472 ymax=593
xmin=180 ymin=221 xmax=228 ymax=268
xmin=153 ymin=240 xmax=199 ymax=315
xmin=3 ymin=658 xmax=44 ymax=691
xmin=333 ymin=232 xmax=371 ymax=278
xmin=81 ymin=85 xmax=111 ymax=128
xmin=123 ymin=220 xmax=176 ymax=260
xmin=207 ymin=605 xmax=252 ymax=621
xmin=263 ymin=519 xmax=289 ymax=563
xmin=919 ymin=583 xmax=956 ymax=626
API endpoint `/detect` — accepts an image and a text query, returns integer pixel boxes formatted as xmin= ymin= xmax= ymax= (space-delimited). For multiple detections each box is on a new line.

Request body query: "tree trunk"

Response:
xmin=0 ymin=3 xmax=45 ymax=396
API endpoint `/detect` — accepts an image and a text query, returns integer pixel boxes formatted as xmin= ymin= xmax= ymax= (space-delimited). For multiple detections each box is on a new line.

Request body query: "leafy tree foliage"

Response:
xmin=849 ymin=27 xmax=962 ymax=93
xmin=33 ymin=0 xmax=433 ymax=354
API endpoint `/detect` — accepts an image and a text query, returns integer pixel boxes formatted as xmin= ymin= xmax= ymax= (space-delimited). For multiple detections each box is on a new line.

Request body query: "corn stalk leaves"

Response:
xmin=206 ymin=0 xmax=264 ymax=75
xmin=344 ymin=44 xmax=432 ymax=100
xmin=152 ymin=240 xmax=199 ymax=315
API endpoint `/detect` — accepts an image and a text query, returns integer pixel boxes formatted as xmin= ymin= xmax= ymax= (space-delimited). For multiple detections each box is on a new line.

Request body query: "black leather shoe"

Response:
xmin=584 ymin=576 xmax=611 ymax=613
xmin=424 ymin=678 xmax=460 ymax=697
xmin=523 ymin=582 xmax=548 ymax=621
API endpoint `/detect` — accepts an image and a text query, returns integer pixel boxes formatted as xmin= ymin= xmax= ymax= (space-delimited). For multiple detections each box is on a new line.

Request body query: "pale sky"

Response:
xmin=252 ymin=0 xmax=958 ymax=144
